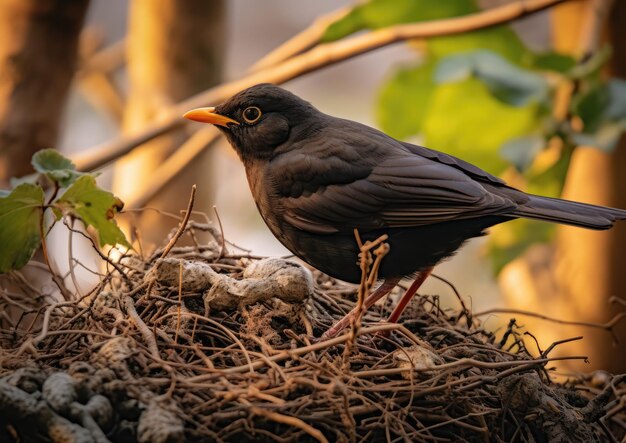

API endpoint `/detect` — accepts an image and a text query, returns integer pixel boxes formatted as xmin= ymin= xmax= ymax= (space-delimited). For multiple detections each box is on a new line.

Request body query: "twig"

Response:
xmin=474 ymin=307 xmax=626 ymax=333
xmin=159 ymin=185 xmax=196 ymax=259
xmin=71 ymin=0 xmax=568 ymax=172
xmin=77 ymin=38 xmax=125 ymax=76
xmin=212 ymin=206 xmax=226 ymax=260
xmin=352 ymin=355 xmax=588 ymax=378
xmin=249 ymin=406 xmax=329 ymax=443
xmin=124 ymin=128 xmax=219 ymax=209
xmin=123 ymin=295 xmax=172 ymax=372
xmin=38 ymin=212 xmax=72 ymax=301
xmin=175 ymin=261 xmax=183 ymax=343
xmin=188 ymin=323 xmax=419 ymax=381
xmin=249 ymin=6 xmax=351 ymax=72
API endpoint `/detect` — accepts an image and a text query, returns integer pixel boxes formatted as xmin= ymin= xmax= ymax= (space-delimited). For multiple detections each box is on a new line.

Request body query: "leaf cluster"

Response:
xmin=0 ymin=150 xmax=130 ymax=273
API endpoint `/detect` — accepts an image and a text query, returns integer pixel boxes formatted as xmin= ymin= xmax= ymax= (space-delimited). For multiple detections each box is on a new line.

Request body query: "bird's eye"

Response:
xmin=242 ymin=106 xmax=262 ymax=124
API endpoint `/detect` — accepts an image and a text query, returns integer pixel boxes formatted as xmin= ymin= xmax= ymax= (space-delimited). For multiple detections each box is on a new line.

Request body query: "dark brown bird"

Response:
xmin=184 ymin=83 xmax=626 ymax=338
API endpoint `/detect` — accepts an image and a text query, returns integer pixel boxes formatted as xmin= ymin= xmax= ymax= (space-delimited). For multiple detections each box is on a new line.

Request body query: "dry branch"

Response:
xmin=71 ymin=0 xmax=568 ymax=172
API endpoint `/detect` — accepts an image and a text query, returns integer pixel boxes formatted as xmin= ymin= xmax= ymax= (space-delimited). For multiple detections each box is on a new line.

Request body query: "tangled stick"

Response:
xmin=1 ymin=207 xmax=626 ymax=442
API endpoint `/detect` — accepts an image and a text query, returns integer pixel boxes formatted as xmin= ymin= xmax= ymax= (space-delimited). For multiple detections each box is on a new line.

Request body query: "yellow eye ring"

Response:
xmin=242 ymin=106 xmax=262 ymax=124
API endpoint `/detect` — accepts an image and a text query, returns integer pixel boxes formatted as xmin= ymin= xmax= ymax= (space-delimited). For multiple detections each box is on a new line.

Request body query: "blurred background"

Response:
xmin=1 ymin=0 xmax=625 ymax=372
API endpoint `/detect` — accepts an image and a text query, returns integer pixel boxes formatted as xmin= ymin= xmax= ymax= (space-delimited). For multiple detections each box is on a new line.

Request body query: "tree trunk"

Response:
xmin=0 ymin=0 xmax=89 ymax=185
xmin=499 ymin=0 xmax=626 ymax=372
xmin=113 ymin=0 xmax=225 ymax=247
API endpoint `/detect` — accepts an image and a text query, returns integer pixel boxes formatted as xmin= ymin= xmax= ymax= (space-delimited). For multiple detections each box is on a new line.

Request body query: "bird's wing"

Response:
xmin=270 ymin=128 xmax=519 ymax=235
xmin=402 ymin=142 xmax=507 ymax=186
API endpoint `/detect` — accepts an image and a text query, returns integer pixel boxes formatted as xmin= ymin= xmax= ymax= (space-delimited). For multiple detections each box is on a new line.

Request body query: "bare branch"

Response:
xmin=71 ymin=0 xmax=569 ymax=172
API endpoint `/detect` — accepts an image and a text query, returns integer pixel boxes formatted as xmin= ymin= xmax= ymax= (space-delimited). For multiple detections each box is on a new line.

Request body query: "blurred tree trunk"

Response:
xmin=113 ymin=0 xmax=225 ymax=247
xmin=0 ymin=0 xmax=89 ymax=185
xmin=500 ymin=0 xmax=626 ymax=372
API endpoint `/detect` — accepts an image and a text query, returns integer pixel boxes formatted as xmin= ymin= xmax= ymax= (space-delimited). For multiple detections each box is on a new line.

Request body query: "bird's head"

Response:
xmin=183 ymin=84 xmax=320 ymax=162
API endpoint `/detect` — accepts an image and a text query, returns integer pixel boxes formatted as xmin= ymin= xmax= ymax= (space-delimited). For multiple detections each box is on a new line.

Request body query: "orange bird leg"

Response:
xmin=386 ymin=267 xmax=433 ymax=324
xmin=321 ymin=276 xmax=401 ymax=340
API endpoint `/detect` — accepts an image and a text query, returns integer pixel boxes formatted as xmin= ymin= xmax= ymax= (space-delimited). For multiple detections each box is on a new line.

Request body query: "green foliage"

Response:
xmin=324 ymin=0 xmax=625 ymax=272
xmin=532 ymin=52 xmax=577 ymax=73
xmin=380 ymin=70 xmax=541 ymax=174
xmin=377 ymin=61 xmax=436 ymax=140
xmin=572 ymin=79 xmax=626 ymax=151
xmin=0 ymin=184 xmax=44 ymax=273
xmin=31 ymin=149 xmax=86 ymax=188
xmin=500 ymin=136 xmax=545 ymax=172
xmin=344 ymin=0 xmax=559 ymax=177
xmin=0 ymin=150 xmax=130 ymax=273
xmin=423 ymin=78 xmax=543 ymax=173
xmin=434 ymin=51 xmax=549 ymax=107
xmin=55 ymin=175 xmax=130 ymax=248
xmin=322 ymin=0 xmax=476 ymax=42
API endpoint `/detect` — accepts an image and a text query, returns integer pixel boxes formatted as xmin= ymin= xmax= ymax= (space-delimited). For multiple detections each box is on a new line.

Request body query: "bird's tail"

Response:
xmin=514 ymin=194 xmax=626 ymax=230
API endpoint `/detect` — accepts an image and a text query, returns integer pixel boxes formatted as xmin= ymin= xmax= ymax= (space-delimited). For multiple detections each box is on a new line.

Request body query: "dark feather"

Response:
xmin=198 ymin=83 xmax=626 ymax=283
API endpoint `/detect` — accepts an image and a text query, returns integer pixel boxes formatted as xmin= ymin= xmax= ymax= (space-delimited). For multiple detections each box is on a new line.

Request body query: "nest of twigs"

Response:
xmin=1 ymin=210 xmax=626 ymax=443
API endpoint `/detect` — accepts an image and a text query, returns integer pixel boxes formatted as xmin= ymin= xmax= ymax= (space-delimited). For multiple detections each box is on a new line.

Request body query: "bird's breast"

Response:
xmin=243 ymin=160 xmax=288 ymax=241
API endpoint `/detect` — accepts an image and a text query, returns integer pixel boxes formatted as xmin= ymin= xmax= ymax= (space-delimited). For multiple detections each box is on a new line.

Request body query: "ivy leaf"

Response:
xmin=435 ymin=51 xmax=549 ymax=106
xmin=0 ymin=184 xmax=44 ymax=273
xmin=500 ymin=135 xmax=545 ymax=172
xmin=31 ymin=149 xmax=85 ymax=188
xmin=54 ymin=175 xmax=130 ymax=248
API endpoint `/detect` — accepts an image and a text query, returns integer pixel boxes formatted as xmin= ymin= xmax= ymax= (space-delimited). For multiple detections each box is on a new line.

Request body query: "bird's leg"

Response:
xmin=320 ymin=276 xmax=401 ymax=340
xmin=386 ymin=267 xmax=433 ymax=324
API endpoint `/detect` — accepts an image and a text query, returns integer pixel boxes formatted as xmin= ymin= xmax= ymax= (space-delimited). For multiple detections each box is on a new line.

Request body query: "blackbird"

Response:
xmin=184 ymin=83 xmax=626 ymax=338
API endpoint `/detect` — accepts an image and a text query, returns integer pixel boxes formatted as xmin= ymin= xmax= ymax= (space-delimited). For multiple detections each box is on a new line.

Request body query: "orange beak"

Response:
xmin=183 ymin=107 xmax=239 ymax=127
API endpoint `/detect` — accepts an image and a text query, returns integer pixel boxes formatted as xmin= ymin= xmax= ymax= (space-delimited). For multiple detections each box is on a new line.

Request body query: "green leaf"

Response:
xmin=435 ymin=51 xmax=549 ymax=106
xmin=605 ymin=79 xmax=626 ymax=120
xmin=323 ymin=0 xmax=533 ymax=68
xmin=568 ymin=46 xmax=611 ymax=80
xmin=322 ymin=0 xmax=476 ymax=42
xmin=420 ymin=78 xmax=541 ymax=174
xmin=429 ymin=26 xmax=529 ymax=64
xmin=377 ymin=61 xmax=436 ymax=139
xmin=574 ymin=84 xmax=610 ymax=133
xmin=572 ymin=79 xmax=626 ymax=151
xmin=572 ymin=122 xmax=626 ymax=152
xmin=32 ymin=149 xmax=75 ymax=172
xmin=0 ymin=184 xmax=44 ymax=273
xmin=500 ymin=135 xmax=545 ymax=172
xmin=31 ymin=149 xmax=84 ymax=188
xmin=54 ymin=175 xmax=130 ymax=248
xmin=531 ymin=52 xmax=576 ymax=73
